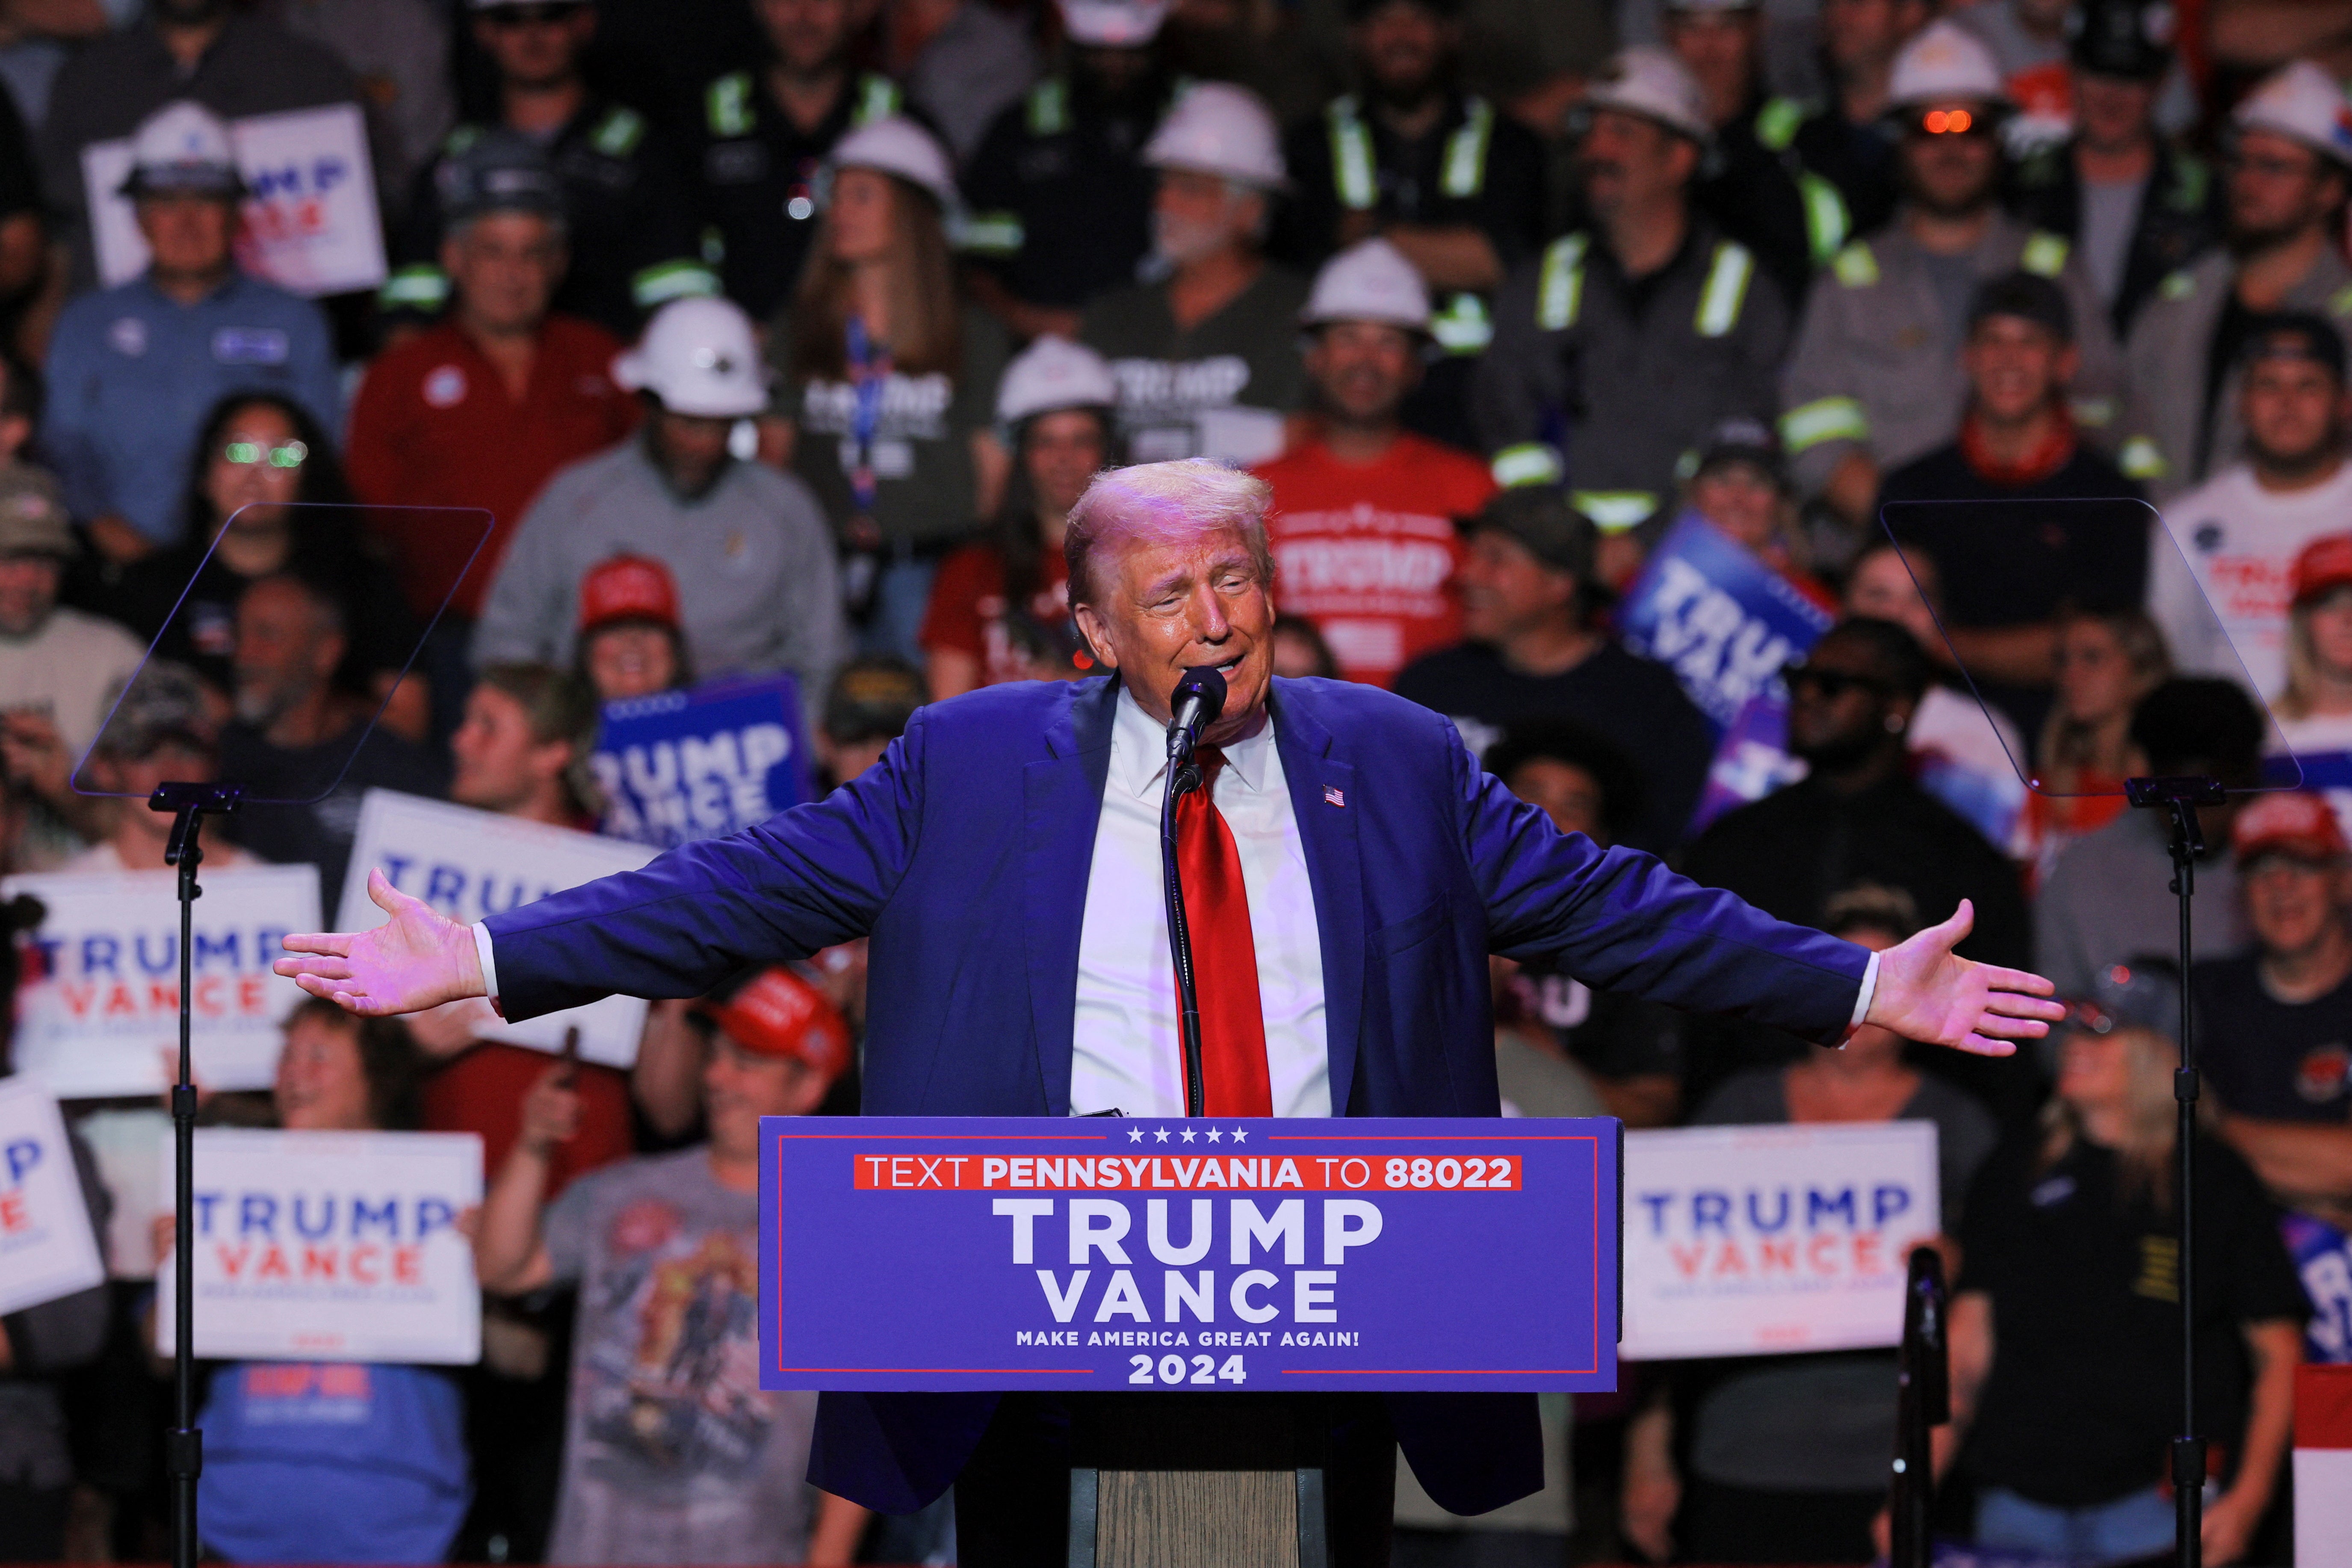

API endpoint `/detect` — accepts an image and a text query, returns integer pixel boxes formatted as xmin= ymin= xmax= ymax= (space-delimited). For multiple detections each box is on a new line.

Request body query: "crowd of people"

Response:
xmin=0 ymin=0 xmax=2347 ymax=1562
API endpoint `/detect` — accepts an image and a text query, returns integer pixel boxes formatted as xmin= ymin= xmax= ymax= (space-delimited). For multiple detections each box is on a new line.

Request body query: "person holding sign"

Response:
xmin=277 ymin=458 xmax=2065 ymax=1561
xmin=154 ymin=999 xmax=470 ymax=1566
xmin=473 ymin=966 xmax=868 ymax=1565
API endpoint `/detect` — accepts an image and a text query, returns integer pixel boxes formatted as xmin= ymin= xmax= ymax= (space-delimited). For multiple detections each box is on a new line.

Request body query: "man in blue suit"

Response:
xmin=280 ymin=461 xmax=2059 ymax=1561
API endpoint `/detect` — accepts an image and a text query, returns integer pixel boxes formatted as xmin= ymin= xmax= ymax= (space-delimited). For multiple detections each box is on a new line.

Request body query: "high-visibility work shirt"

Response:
xmin=691 ymin=69 xmax=901 ymax=320
xmin=960 ymin=73 xmax=1167 ymax=311
xmin=1472 ymin=217 xmax=1787 ymax=538
xmin=387 ymin=102 xmax=712 ymax=340
xmin=344 ymin=316 xmax=638 ymax=619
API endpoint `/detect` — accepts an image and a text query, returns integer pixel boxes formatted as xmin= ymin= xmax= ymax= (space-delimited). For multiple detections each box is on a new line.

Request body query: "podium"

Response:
xmin=758 ymin=1114 xmax=1622 ymax=1566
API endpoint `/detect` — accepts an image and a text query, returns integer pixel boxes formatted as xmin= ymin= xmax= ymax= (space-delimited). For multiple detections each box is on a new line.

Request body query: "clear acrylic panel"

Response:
xmin=71 ymin=502 xmax=492 ymax=803
xmin=1876 ymin=497 xmax=2302 ymax=799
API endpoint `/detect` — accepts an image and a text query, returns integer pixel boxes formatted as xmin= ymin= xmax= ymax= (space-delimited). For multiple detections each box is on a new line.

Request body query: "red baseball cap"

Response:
xmin=578 ymin=554 xmax=681 ymax=634
xmin=697 ymin=967 xmax=851 ymax=1084
xmin=2232 ymin=790 xmax=2348 ymax=863
xmin=2290 ymin=533 xmax=2352 ymax=607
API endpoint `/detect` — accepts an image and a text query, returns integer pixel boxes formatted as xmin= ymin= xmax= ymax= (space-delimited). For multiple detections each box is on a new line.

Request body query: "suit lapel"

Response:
xmin=1022 ymin=676 xmax=1119 ymax=1115
xmin=1274 ymin=684 xmax=1365 ymax=1116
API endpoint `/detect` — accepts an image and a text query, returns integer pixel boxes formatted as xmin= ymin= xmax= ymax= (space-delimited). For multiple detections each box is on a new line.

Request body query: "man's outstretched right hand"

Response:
xmin=273 ymin=868 xmax=487 ymax=1017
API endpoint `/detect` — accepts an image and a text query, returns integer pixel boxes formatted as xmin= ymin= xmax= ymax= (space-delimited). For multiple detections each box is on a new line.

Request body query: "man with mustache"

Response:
xmin=1472 ymin=46 xmax=1788 ymax=580
xmin=279 ymin=457 xmax=2063 ymax=1564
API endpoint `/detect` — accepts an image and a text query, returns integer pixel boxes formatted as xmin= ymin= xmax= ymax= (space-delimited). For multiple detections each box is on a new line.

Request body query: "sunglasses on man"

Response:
xmin=1906 ymin=107 xmax=1990 ymax=139
xmin=1784 ymin=664 xmax=1888 ymax=701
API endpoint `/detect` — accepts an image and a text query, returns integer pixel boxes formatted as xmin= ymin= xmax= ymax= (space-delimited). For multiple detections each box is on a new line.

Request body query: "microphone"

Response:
xmin=1166 ymin=665 xmax=1228 ymax=771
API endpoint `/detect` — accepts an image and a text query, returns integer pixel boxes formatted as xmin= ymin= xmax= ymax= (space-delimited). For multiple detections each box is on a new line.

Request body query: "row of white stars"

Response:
xmin=1124 ymin=1125 xmax=1250 ymax=1143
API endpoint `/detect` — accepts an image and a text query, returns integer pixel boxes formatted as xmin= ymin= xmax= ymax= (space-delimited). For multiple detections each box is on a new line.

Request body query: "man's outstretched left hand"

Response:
xmin=1865 ymin=899 xmax=2062 ymax=1056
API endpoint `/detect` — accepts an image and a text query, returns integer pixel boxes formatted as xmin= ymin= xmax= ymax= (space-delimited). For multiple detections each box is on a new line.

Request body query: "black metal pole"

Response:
xmin=152 ymin=781 xmax=240 ymax=1568
xmin=1161 ymin=755 xmax=1206 ymax=1118
xmin=2124 ymin=777 xmax=2218 ymax=1568
xmin=1891 ymin=1244 xmax=1949 ymax=1568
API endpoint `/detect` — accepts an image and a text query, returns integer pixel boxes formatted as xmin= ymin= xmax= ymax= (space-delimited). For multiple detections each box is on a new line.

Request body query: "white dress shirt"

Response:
xmin=1068 ymin=687 xmax=1329 ymax=1118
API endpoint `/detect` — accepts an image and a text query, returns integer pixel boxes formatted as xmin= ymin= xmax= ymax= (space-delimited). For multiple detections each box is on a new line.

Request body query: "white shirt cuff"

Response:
xmin=1844 ymin=950 xmax=1880 ymax=1039
xmin=471 ymin=921 xmax=500 ymax=1004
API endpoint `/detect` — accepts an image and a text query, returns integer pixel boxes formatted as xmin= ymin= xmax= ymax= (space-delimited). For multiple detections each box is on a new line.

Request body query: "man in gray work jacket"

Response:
xmin=1777 ymin=20 xmax=2120 ymax=532
xmin=472 ymin=295 xmax=845 ymax=716
xmin=1473 ymin=46 xmax=1786 ymax=568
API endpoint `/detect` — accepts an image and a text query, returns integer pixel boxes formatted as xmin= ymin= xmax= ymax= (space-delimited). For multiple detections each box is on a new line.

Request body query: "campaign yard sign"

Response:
xmin=337 ymin=790 xmax=656 ymax=1067
xmin=0 ymin=1077 xmax=107 ymax=1317
xmin=4 ymin=865 xmax=322 ymax=1099
xmin=761 ymin=1116 xmax=1621 ymax=1393
xmin=84 ymin=104 xmax=386 ymax=295
xmin=156 ymin=1128 xmax=482 ymax=1364
xmin=591 ymin=676 xmax=812 ymax=850
xmin=1618 ymin=513 xmax=1835 ymax=733
xmin=1622 ymin=1122 xmax=1940 ymax=1359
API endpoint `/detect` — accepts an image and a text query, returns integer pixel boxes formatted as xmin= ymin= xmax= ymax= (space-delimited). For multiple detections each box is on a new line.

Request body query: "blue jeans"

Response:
xmin=1977 ymin=1483 xmax=2181 ymax=1564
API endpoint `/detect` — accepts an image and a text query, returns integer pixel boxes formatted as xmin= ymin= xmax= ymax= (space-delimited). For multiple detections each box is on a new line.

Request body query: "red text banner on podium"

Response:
xmin=759 ymin=1116 xmax=1620 ymax=1393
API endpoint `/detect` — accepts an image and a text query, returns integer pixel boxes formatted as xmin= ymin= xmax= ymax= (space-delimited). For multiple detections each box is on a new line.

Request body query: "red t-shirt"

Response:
xmin=344 ymin=316 xmax=639 ymax=619
xmin=1253 ymin=434 xmax=1496 ymax=686
xmin=420 ymin=1042 xmax=633 ymax=1198
xmin=918 ymin=541 xmax=1074 ymax=687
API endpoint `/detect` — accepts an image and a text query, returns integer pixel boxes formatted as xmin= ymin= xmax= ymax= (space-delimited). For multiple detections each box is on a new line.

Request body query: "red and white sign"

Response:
xmin=4 ymin=865 xmax=322 ymax=1099
xmin=156 ymin=1128 xmax=482 ymax=1364
xmin=2299 ymin=1364 xmax=2352 ymax=1568
xmin=1622 ymin=1122 xmax=1941 ymax=1359
xmin=0 ymin=1077 xmax=106 ymax=1316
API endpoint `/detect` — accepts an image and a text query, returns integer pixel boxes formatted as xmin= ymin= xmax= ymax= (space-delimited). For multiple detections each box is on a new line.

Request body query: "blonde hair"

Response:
xmin=1064 ymin=460 xmax=1276 ymax=606
xmin=2040 ymin=1023 xmax=2187 ymax=1209
xmin=2036 ymin=607 xmax=2172 ymax=780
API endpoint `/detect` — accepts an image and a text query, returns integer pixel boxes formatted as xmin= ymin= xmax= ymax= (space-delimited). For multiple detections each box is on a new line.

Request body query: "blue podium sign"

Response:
xmin=759 ymin=1115 xmax=1620 ymax=1394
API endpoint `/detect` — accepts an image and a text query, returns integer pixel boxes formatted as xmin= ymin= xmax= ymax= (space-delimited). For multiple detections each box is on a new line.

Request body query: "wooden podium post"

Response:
xmin=1067 ymin=1393 xmax=1333 ymax=1568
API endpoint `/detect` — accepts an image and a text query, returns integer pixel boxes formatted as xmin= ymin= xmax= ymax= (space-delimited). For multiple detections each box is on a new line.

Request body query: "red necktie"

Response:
xmin=1173 ymin=746 xmax=1273 ymax=1116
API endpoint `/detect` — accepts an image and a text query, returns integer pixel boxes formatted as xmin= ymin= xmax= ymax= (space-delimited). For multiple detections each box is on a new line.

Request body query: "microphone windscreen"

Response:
xmin=1176 ymin=665 xmax=1228 ymax=727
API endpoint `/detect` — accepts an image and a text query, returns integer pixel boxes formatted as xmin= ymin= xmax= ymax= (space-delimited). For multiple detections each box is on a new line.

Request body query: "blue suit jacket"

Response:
xmin=485 ymin=676 xmax=1870 ymax=1514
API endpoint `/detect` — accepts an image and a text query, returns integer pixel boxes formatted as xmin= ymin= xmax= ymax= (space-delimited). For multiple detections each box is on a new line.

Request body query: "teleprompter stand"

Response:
xmin=153 ymin=780 xmax=242 ymax=1568
xmin=2124 ymin=774 xmax=2225 ymax=1568
xmin=1889 ymin=1246 xmax=1950 ymax=1568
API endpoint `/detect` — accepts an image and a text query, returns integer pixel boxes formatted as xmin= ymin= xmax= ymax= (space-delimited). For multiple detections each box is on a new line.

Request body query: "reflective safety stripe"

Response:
xmin=1831 ymin=242 xmax=1878 ymax=288
xmin=855 ymin=75 xmax=901 ymax=125
xmin=1027 ymin=77 xmax=1070 ymax=136
xmin=632 ymin=259 xmax=720 ymax=306
xmin=1430 ymin=292 xmax=1492 ymax=354
xmin=2020 ymin=230 xmax=2070 ymax=276
xmin=1571 ymin=490 xmax=1658 ymax=531
xmin=2160 ymin=269 xmax=2197 ymax=301
xmin=1694 ymin=242 xmax=1755 ymax=338
xmin=958 ymin=212 xmax=1026 ymax=254
xmin=2069 ymin=394 xmax=2116 ymax=429
xmin=1537 ymin=234 xmax=1587 ymax=330
xmin=1780 ymin=396 xmax=1869 ymax=452
xmin=2332 ymin=283 xmax=2352 ymax=318
xmin=2118 ymin=435 xmax=2168 ymax=480
xmin=1328 ymin=98 xmax=1377 ymax=210
xmin=1440 ymin=97 xmax=1492 ymax=199
xmin=2168 ymin=155 xmax=2209 ymax=213
xmin=707 ymin=73 xmax=753 ymax=137
xmin=1797 ymin=172 xmax=1849 ymax=266
xmin=1755 ymin=96 xmax=1810 ymax=151
xmin=591 ymin=106 xmax=645 ymax=157
xmin=1491 ymin=443 xmax=1563 ymax=487
xmin=378 ymin=264 xmax=448 ymax=311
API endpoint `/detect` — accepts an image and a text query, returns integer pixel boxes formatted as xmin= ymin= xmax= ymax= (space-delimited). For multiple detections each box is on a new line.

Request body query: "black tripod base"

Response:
xmin=2172 ymin=1436 xmax=2206 ymax=1567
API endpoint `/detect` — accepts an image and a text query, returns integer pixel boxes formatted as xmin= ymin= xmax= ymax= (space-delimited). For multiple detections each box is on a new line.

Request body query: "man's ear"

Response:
xmin=1072 ymin=601 xmax=1118 ymax=670
xmin=2054 ymin=342 xmax=2081 ymax=389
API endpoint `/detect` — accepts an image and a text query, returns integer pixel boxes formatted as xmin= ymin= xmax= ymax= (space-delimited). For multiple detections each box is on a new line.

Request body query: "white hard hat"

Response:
xmin=2232 ymin=60 xmax=2352 ymax=167
xmin=1143 ymin=82 xmax=1287 ymax=189
xmin=119 ymin=100 xmax=243 ymax=199
xmin=1302 ymin=238 xmax=1432 ymax=332
xmin=613 ymin=296 xmax=769 ymax=419
xmin=1886 ymin=19 xmax=2009 ymax=109
xmin=1058 ymin=0 xmax=1168 ymax=47
xmin=996 ymin=336 xmax=1118 ymax=425
xmin=829 ymin=115 xmax=958 ymax=208
xmin=1582 ymin=47 xmax=1713 ymax=143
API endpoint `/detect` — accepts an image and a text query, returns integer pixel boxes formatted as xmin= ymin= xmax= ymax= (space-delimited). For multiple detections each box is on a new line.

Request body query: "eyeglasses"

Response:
xmin=1784 ymin=664 xmax=1886 ymax=700
xmin=222 ymin=440 xmax=307 ymax=469
xmin=480 ymin=2 xmax=586 ymax=28
xmin=1907 ymin=108 xmax=1989 ymax=138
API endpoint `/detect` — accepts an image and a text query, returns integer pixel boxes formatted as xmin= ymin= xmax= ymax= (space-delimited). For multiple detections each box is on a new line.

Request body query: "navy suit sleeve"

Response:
xmin=1451 ymin=716 xmax=1869 ymax=1044
xmin=482 ymin=706 xmax=930 ymax=1020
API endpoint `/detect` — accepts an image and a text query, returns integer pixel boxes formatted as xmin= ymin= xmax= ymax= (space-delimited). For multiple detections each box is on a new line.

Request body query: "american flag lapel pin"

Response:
xmin=1324 ymin=785 xmax=1345 ymax=808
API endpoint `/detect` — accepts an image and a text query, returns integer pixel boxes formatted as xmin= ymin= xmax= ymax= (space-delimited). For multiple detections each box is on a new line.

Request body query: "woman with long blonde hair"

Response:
xmin=761 ymin=117 xmax=1009 ymax=661
xmin=2270 ymin=533 xmax=2352 ymax=764
xmin=2022 ymin=607 xmax=2170 ymax=878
